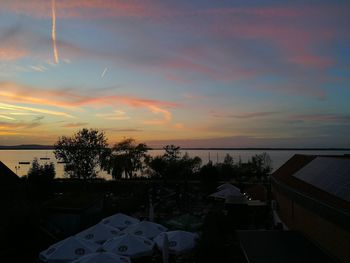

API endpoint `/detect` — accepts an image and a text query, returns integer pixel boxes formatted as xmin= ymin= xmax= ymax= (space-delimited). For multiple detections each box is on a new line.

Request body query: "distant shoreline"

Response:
xmin=1 ymin=145 xmax=350 ymax=151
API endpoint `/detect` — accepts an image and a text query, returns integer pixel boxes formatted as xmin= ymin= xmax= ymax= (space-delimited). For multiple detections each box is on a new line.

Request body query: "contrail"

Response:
xmin=101 ymin=67 xmax=108 ymax=78
xmin=51 ymin=0 xmax=59 ymax=63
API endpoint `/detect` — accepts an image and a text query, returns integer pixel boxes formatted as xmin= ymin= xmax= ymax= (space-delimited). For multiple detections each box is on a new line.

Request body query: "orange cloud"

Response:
xmin=0 ymin=103 xmax=73 ymax=118
xmin=62 ymin=122 xmax=89 ymax=128
xmin=0 ymin=47 xmax=28 ymax=61
xmin=0 ymin=82 xmax=177 ymax=124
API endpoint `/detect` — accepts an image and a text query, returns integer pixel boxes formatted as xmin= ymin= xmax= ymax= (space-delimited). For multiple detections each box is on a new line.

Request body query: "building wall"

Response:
xmin=273 ymin=188 xmax=350 ymax=263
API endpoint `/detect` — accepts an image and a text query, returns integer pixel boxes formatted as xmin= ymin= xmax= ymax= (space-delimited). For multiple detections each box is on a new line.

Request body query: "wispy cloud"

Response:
xmin=0 ymin=82 xmax=177 ymax=124
xmin=62 ymin=122 xmax=89 ymax=128
xmin=0 ymin=115 xmax=16 ymax=121
xmin=0 ymin=47 xmax=28 ymax=61
xmin=95 ymin=110 xmax=130 ymax=120
xmin=0 ymin=102 xmax=73 ymax=118
xmin=288 ymin=114 xmax=350 ymax=123
xmin=213 ymin=111 xmax=279 ymax=119
xmin=105 ymin=127 xmax=143 ymax=133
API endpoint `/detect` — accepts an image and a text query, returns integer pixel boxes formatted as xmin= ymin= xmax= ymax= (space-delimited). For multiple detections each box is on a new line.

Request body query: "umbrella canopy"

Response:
xmin=39 ymin=236 xmax=100 ymax=263
xmin=75 ymin=223 xmax=120 ymax=244
xmin=165 ymin=214 xmax=203 ymax=232
xmin=154 ymin=231 xmax=198 ymax=255
xmin=122 ymin=221 xmax=167 ymax=239
xmin=101 ymin=213 xmax=140 ymax=230
xmin=70 ymin=252 xmax=131 ymax=263
xmin=102 ymin=233 xmax=154 ymax=258
xmin=209 ymin=188 xmax=242 ymax=200
xmin=216 ymin=183 xmax=240 ymax=193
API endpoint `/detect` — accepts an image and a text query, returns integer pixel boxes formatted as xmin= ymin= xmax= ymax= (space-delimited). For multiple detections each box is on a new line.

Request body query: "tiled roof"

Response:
xmin=272 ymin=154 xmax=350 ymax=211
xmin=0 ymin=161 xmax=20 ymax=185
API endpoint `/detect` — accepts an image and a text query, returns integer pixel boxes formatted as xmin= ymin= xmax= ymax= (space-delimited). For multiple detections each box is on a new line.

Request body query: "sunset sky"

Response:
xmin=0 ymin=0 xmax=349 ymax=147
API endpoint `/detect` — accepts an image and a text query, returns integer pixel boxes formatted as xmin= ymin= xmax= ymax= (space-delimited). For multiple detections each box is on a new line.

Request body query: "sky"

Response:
xmin=0 ymin=0 xmax=350 ymax=148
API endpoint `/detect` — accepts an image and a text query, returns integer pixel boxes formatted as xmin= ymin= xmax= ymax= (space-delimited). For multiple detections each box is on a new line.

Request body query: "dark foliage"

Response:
xmin=103 ymin=138 xmax=149 ymax=179
xmin=54 ymin=128 xmax=108 ymax=179
xmin=27 ymin=158 xmax=55 ymax=183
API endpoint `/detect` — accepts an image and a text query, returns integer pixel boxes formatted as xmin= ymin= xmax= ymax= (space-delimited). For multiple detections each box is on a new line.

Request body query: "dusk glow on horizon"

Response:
xmin=0 ymin=0 xmax=350 ymax=147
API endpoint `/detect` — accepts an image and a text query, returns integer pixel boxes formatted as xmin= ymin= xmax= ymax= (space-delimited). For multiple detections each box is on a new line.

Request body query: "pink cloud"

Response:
xmin=0 ymin=47 xmax=28 ymax=61
xmin=288 ymin=54 xmax=333 ymax=69
xmin=0 ymin=82 xmax=177 ymax=124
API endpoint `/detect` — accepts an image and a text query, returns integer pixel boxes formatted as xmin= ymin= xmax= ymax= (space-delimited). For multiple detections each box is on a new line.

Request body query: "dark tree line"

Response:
xmin=50 ymin=128 xmax=273 ymax=182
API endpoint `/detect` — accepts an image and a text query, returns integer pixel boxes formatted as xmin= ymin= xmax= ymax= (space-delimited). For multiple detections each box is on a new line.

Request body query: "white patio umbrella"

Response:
xmin=209 ymin=188 xmax=242 ymax=200
xmin=216 ymin=183 xmax=240 ymax=193
xmin=70 ymin=252 xmax=131 ymax=263
xmin=122 ymin=221 xmax=167 ymax=240
xmin=154 ymin=231 xmax=198 ymax=255
xmin=102 ymin=233 xmax=155 ymax=258
xmin=101 ymin=213 xmax=140 ymax=230
xmin=39 ymin=236 xmax=100 ymax=263
xmin=75 ymin=222 xmax=120 ymax=244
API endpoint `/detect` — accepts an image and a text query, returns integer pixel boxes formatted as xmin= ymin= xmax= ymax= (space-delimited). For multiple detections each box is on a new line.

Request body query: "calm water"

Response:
xmin=1 ymin=149 xmax=349 ymax=179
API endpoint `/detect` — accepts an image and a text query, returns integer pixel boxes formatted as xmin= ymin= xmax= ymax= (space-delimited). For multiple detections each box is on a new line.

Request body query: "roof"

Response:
xmin=294 ymin=157 xmax=350 ymax=202
xmin=272 ymin=154 xmax=350 ymax=212
xmin=0 ymin=161 xmax=20 ymax=185
xmin=238 ymin=230 xmax=337 ymax=263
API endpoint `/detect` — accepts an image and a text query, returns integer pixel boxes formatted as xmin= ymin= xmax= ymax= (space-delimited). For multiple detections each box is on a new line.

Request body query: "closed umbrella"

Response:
xmin=39 ymin=236 xmax=100 ymax=263
xmin=154 ymin=231 xmax=198 ymax=255
xmin=70 ymin=252 xmax=131 ymax=263
xmin=122 ymin=221 xmax=167 ymax=240
xmin=75 ymin=223 xmax=120 ymax=244
xmin=102 ymin=233 xmax=154 ymax=258
xmin=101 ymin=213 xmax=139 ymax=230
xmin=216 ymin=183 xmax=240 ymax=193
xmin=209 ymin=188 xmax=242 ymax=200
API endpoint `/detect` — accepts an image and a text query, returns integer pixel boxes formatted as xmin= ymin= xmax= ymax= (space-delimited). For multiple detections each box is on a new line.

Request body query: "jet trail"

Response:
xmin=52 ymin=0 xmax=59 ymax=63
xmin=101 ymin=67 xmax=108 ymax=78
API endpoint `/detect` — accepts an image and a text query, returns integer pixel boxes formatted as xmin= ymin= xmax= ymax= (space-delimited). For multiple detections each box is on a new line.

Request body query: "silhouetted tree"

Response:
xmin=163 ymin=144 xmax=181 ymax=161
xmin=199 ymin=161 xmax=219 ymax=192
xmin=180 ymin=152 xmax=202 ymax=179
xmin=27 ymin=158 xmax=55 ymax=199
xmin=251 ymin=152 xmax=272 ymax=180
xmin=54 ymin=128 xmax=108 ymax=179
xmin=219 ymin=153 xmax=236 ymax=180
xmin=146 ymin=146 xmax=202 ymax=180
xmin=145 ymin=155 xmax=167 ymax=179
xmin=27 ymin=158 xmax=55 ymax=183
xmin=104 ymin=138 xmax=149 ymax=179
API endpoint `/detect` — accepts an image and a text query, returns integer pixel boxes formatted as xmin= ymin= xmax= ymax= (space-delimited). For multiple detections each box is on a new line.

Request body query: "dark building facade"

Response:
xmin=271 ymin=155 xmax=350 ymax=263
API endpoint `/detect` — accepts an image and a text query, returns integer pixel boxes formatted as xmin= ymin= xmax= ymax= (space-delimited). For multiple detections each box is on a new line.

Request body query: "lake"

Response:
xmin=1 ymin=149 xmax=349 ymax=179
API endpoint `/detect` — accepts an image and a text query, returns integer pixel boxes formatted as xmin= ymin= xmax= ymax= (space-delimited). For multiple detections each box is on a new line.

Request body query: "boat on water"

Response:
xmin=40 ymin=157 xmax=50 ymax=160
xmin=19 ymin=161 xmax=30 ymax=165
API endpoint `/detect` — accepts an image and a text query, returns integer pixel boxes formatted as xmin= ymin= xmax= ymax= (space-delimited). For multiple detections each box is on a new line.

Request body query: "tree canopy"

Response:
xmin=54 ymin=128 xmax=108 ymax=179
xmin=27 ymin=158 xmax=55 ymax=183
xmin=103 ymin=138 xmax=149 ymax=179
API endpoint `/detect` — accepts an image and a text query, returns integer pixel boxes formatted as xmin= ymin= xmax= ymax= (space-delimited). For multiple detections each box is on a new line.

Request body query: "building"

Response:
xmin=0 ymin=160 xmax=20 ymax=186
xmin=271 ymin=154 xmax=350 ymax=262
xmin=238 ymin=230 xmax=337 ymax=263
